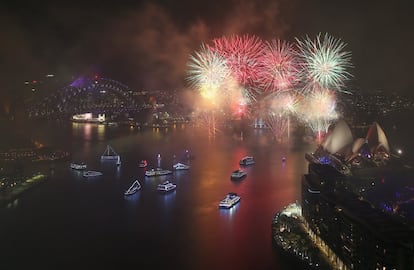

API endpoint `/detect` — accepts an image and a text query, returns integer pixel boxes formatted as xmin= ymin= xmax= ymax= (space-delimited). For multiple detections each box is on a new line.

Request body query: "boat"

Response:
xmin=219 ymin=193 xmax=241 ymax=208
xmin=83 ymin=170 xmax=103 ymax=177
xmin=172 ymin=162 xmax=190 ymax=170
xmin=101 ymin=145 xmax=120 ymax=161
xmin=239 ymin=156 xmax=255 ymax=166
xmin=139 ymin=160 xmax=148 ymax=168
xmin=70 ymin=162 xmax=87 ymax=170
xmin=124 ymin=180 xmax=141 ymax=196
xmin=145 ymin=168 xmax=173 ymax=177
xmin=231 ymin=169 xmax=247 ymax=180
xmin=157 ymin=180 xmax=176 ymax=193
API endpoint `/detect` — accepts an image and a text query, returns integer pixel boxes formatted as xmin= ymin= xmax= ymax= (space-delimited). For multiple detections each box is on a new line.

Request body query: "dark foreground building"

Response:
xmin=302 ymin=120 xmax=414 ymax=270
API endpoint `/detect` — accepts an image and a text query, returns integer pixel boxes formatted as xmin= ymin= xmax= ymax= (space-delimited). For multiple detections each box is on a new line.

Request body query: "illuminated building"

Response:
xmin=302 ymin=120 xmax=414 ymax=269
xmin=72 ymin=113 xmax=105 ymax=123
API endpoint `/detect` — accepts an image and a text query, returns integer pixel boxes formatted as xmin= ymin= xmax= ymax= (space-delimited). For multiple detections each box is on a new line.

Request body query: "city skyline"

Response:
xmin=1 ymin=0 xmax=413 ymax=100
xmin=1 ymin=2 xmax=414 ymax=268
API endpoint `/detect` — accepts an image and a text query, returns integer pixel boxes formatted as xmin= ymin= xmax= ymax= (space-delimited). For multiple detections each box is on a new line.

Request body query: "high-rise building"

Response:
xmin=302 ymin=120 xmax=414 ymax=270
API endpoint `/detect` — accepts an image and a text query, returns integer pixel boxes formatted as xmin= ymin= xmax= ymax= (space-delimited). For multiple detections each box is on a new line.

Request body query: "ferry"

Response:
xmin=219 ymin=193 xmax=241 ymax=208
xmin=70 ymin=162 xmax=87 ymax=170
xmin=231 ymin=169 xmax=247 ymax=180
xmin=83 ymin=170 xmax=103 ymax=178
xmin=172 ymin=162 xmax=190 ymax=170
xmin=157 ymin=180 xmax=176 ymax=193
xmin=124 ymin=180 xmax=141 ymax=196
xmin=101 ymin=145 xmax=120 ymax=161
xmin=139 ymin=160 xmax=148 ymax=168
xmin=239 ymin=156 xmax=255 ymax=166
xmin=145 ymin=168 xmax=173 ymax=177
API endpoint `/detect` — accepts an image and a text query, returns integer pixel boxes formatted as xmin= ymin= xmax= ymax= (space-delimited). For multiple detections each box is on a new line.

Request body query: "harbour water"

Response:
xmin=3 ymin=117 xmax=406 ymax=269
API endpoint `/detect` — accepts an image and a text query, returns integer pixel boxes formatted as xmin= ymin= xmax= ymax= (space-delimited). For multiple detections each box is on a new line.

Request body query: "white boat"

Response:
xmin=139 ymin=160 xmax=148 ymax=168
xmin=172 ymin=162 xmax=190 ymax=170
xmin=219 ymin=193 xmax=241 ymax=208
xmin=145 ymin=168 xmax=173 ymax=177
xmin=124 ymin=180 xmax=141 ymax=196
xmin=83 ymin=170 xmax=103 ymax=177
xmin=101 ymin=145 xmax=120 ymax=161
xmin=239 ymin=156 xmax=255 ymax=166
xmin=231 ymin=169 xmax=247 ymax=180
xmin=70 ymin=162 xmax=87 ymax=170
xmin=157 ymin=180 xmax=176 ymax=193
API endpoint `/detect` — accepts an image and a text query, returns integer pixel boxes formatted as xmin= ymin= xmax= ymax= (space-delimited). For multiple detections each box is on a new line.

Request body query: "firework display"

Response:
xmin=186 ymin=33 xmax=352 ymax=139
xmin=211 ymin=35 xmax=264 ymax=87
xmin=259 ymin=39 xmax=300 ymax=93
xmin=295 ymin=33 xmax=352 ymax=93
xmin=297 ymin=88 xmax=339 ymax=135
xmin=186 ymin=44 xmax=231 ymax=106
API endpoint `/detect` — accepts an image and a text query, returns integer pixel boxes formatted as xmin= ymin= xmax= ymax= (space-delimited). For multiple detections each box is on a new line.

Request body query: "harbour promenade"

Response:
xmin=0 ymin=173 xmax=48 ymax=207
xmin=272 ymin=203 xmax=335 ymax=270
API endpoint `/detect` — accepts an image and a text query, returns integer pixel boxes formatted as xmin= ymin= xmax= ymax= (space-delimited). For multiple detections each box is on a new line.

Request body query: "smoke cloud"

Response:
xmin=1 ymin=0 xmax=289 ymax=98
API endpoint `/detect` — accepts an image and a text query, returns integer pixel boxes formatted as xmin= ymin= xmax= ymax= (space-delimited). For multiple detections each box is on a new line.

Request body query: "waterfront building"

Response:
xmin=302 ymin=120 xmax=414 ymax=270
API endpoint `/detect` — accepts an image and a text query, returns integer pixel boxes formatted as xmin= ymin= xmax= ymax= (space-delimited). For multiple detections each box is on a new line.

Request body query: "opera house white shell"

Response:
xmin=320 ymin=120 xmax=390 ymax=164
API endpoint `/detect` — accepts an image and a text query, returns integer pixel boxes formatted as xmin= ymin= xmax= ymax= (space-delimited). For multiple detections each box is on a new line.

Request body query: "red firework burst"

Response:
xmin=258 ymin=39 xmax=300 ymax=93
xmin=209 ymin=34 xmax=264 ymax=87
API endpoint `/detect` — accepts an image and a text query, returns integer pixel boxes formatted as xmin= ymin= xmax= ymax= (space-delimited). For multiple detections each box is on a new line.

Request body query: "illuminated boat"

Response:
xmin=83 ymin=170 xmax=103 ymax=177
xmin=157 ymin=180 xmax=176 ymax=193
xmin=124 ymin=180 xmax=141 ymax=196
xmin=239 ymin=156 xmax=255 ymax=166
xmin=139 ymin=160 xmax=148 ymax=168
xmin=231 ymin=169 xmax=247 ymax=180
xmin=219 ymin=193 xmax=241 ymax=208
xmin=70 ymin=162 xmax=87 ymax=170
xmin=145 ymin=168 xmax=173 ymax=177
xmin=101 ymin=145 xmax=120 ymax=161
xmin=172 ymin=162 xmax=190 ymax=170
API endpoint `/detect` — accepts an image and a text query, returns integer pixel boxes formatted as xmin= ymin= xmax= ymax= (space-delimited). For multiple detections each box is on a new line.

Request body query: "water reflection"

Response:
xmin=2 ymin=121 xmax=316 ymax=269
xmin=219 ymin=203 xmax=240 ymax=220
xmin=100 ymin=160 xmax=122 ymax=180
xmin=124 ymin=192 xmax=141 ymax=203
xmin=71 ymin=122 xmax=107 ymax=142
xmin=160 ymin=190 xmax=176 ymax=206
xmin=116 ymin=164 xmax=121 ymax=178
xmin=97 ymin=124 xmax=105 ymax=141
xmin=70 ymin=169 xmax=84 ymax=180
xmin=6 ymin=198 xmax=19 ymax=208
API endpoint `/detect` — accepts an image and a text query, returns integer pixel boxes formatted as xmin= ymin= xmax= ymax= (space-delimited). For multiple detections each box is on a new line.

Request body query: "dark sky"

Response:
xmin=1 ymin=0 xmax=413 ymax=101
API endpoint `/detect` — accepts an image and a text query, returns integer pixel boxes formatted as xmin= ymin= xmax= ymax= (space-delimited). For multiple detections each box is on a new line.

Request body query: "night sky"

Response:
xmin=1 ymin=0 xmax=413 ymax=101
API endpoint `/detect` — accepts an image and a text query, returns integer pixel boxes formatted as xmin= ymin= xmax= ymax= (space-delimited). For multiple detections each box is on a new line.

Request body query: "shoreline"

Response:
xmin=271 ymin=203 xmax=332 ymax=270
xmin=0 ymin=173 xmax=48 ymax=208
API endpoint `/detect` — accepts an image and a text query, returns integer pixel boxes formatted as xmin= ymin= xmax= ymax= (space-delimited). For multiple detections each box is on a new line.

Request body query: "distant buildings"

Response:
xmin=302 ymin=120 xmax=414 ymax=269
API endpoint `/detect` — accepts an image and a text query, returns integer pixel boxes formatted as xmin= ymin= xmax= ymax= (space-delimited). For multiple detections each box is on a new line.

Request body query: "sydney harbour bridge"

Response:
xmin=27 ymin=76 xmax=147 ymax=119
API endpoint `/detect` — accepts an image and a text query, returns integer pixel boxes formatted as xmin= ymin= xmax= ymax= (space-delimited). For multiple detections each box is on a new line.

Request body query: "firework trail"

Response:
xmin=185 ymin=33 xmax=352 ymax=138
xmin=297 ymin=87 xmax=339 ymax=136
xmin=266 ymin=113 xmax=289 ymax=140
xmin=296 ymin=33 xmax=352 ymax=93
xmin=193 ymin=108 xmax=222 ymax=138
xmin=259 ymin=39 xmax=300 ymax=93
xmin=264 ymin=91 xmax=299 ymax=140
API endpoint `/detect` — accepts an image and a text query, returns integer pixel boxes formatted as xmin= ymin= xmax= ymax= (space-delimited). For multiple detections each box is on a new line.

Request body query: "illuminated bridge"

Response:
xmin=27 ymin=77 xmax=146 ymax=119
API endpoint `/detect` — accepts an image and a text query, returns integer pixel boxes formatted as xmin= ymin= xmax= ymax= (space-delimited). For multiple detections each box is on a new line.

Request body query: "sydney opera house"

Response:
xmin=303 ymin=120 xmax=414 ymax=269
